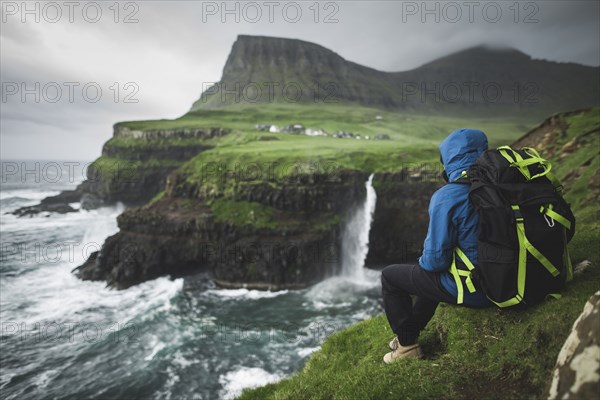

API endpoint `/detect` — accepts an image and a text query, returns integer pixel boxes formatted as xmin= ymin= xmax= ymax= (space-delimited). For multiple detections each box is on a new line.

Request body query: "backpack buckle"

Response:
xmin=512 ymin=207 xmax=523 ymax=222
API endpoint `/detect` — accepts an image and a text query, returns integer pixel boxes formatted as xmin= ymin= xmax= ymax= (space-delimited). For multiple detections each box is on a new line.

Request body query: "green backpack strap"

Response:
xmin=497 ymin=146 xmax=552 ymax=181
xmin=450 ymin=247 xmax=477 ymax=305
xmin=563 ymin=228 xmax=574 ymax=282
xmin=539 ymin=204 xmax=574 ymax=282
xmin=539 ymin=204 xmax=571 ymax=230
xmin=489 ymin=205 xmax=563 ymax=308
xmin=512 ymin=205 xmax=560 ymax=278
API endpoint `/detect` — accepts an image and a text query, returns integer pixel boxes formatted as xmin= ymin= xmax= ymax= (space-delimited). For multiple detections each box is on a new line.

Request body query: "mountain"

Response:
xmin=191 ymin=35 xmax=600 ymax=117
xmin=191 ymin=35 xmax=396 ymax=110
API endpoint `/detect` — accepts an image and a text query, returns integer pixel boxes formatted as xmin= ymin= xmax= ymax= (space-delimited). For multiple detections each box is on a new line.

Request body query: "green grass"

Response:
xmin=209 ymin=198 xmax=340 ymax=232
xmin=118 ymin=103 xmax=534 ymax=147
xmin=146 ymin=190 xmax=166 ymax=207
xmin=210 ymin=198 xmax=277 ymax=229
xmin=138 ymin=103 xmax=536 ymax=194
xmin=88 ymin=157 xmax=181 ymax=186
xmin=104 ymin=135 xmax=222 ymax=149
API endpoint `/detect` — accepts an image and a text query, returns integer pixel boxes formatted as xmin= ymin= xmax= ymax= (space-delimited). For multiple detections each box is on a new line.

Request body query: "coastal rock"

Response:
xmin=80 ymin=193 xmax=104 ymax=210
xmin=11 ymin=189 xmax=80 ymax=216
xmin=73 ymin=196 xmax=342 ymax=290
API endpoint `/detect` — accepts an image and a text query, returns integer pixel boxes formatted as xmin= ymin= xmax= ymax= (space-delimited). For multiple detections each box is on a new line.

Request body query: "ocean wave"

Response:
xmin=204 ymin=288 xmax=289 ymax=300
xmin=218 ymin=367 xmax=283 ymax=400
xmin=0 ymin=189 xmax=61 ymax=202
xmin=307 ymin=300 xmax=353 ymax=311
xmin=0 ymin=200 xmax=183 ymax=328
xmin=297 ymin=346 xmax=321 ymax=358
xmin=144 ymin=338 xmax=167 ymax=361
xmin=1 ymin=201 xmax=119 ymax=227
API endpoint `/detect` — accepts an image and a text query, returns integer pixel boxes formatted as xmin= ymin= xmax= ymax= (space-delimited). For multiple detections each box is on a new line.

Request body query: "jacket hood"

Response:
xmin=439 ymin=128 xmax=488 ymax=181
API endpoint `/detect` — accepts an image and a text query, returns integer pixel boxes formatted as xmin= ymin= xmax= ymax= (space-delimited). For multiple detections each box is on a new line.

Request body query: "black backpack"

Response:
xmin=451 ymin=146 xmax=575 ymax=308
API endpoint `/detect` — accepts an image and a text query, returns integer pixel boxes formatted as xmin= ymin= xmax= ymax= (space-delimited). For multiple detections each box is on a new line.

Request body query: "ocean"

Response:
xmin=0 ymin=160 xmax=383 ymax=400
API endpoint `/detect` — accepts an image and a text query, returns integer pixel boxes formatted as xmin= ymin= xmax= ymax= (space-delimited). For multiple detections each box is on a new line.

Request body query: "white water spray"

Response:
xmin=340 ymin=174 xmax=377 ymax=281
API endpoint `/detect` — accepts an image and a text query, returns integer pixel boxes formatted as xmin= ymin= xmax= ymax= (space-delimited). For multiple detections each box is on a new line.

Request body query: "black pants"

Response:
xmin=381 ymin=264 xmax=456 ymax=346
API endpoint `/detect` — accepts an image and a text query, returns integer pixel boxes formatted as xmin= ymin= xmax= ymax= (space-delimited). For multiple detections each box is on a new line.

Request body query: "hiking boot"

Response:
xmin=389 ymin=336 xmax=399 ymax=351
xmin=383 ymin=343 xmax=422 ymax=364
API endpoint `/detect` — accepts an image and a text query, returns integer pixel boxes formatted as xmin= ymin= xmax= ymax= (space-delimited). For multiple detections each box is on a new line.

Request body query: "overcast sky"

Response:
xmin=1 ymin=0 xmax=599 ymax=161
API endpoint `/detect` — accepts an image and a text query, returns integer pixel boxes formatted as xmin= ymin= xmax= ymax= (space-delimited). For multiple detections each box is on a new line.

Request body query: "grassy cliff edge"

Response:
xmin=237 ymin=107 xmax=600 ymax=399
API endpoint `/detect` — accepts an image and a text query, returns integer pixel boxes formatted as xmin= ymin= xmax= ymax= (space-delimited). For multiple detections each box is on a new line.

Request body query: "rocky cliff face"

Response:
xmin=74 ymin=198 xmax=341 ymax=290
xmin=75 ymin=169 xmax=361 ymax=289
xmin=192 ymin=35 xmax=600 ymax=117
xmin=74 ymin=169 xmax=438 ymax=289
xmin=113 ymin=126 xmax=229 ymax=140
xmin=82 ymin=126 xmax=230 ymax=207
xmin=367 ymin=171 xmax=442 ymax=265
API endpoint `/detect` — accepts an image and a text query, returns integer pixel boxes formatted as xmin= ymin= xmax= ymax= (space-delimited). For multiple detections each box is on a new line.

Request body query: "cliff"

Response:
xmin=192 ymin=35 xmax=600 ymax=117
xmin=367 ymin=171 xmax=441 ymax=264
xmin=73 ymin=167 xmax=441 ymax=289
xmin=74 ymin=169 xmax=361 ymax=289
xmin=77 ymin=126 xmax=230 ymax=207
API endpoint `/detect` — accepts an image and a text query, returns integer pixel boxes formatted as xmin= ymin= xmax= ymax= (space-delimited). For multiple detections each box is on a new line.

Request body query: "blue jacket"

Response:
xmin=418 ymin=128 xmax=491 ymax=308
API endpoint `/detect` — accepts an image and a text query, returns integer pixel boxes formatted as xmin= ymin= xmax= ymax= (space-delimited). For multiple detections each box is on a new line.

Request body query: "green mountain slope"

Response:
xmin=191 ymin=35 xmax=600 ymax=118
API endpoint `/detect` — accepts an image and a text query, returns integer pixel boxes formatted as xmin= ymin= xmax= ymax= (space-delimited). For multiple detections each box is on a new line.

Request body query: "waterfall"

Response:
xmin=340 ymin=173 xmax=377 ymax=280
